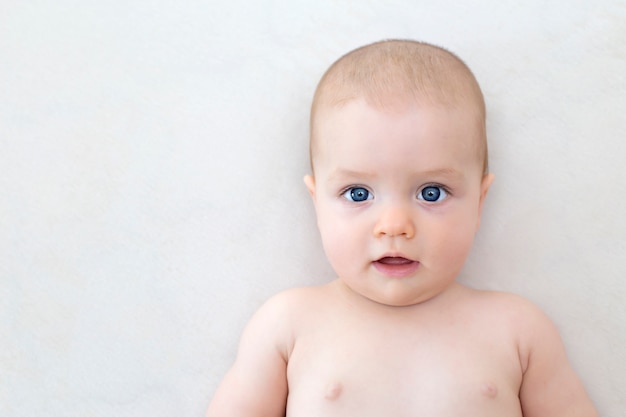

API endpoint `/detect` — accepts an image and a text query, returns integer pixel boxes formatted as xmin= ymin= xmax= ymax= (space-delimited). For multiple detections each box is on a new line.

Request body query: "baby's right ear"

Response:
xmin=303 ymin=175 xmax=316 ymax=199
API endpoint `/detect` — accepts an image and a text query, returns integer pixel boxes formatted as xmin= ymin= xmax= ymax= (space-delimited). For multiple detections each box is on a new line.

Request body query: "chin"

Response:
xmin=371 ymin=283 xmax=453 ymax=307
xmin=369 ymin=292 xmax=429 ymax=307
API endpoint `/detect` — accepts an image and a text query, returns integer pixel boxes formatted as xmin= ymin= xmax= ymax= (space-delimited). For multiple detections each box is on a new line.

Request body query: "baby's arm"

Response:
xmin=206 ymin=293 xmax=292 ymax=417
xmin=518 ymin=302 xmax=599 ymax=417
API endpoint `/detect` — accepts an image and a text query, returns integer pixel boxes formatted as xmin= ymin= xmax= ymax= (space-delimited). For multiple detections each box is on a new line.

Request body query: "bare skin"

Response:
xmin=207 ymin=80 xmax=598 ymax=417
xmin=207 ymin=281 xmax=597 ymax=417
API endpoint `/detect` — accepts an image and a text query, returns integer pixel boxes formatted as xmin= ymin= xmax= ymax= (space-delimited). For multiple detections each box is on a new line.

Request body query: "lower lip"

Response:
xmin=373 ymin=260 xmax=420 ymax=278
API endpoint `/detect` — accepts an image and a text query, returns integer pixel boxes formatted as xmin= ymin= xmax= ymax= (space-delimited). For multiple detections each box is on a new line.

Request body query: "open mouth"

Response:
xmin=373 ymin=256 xmax=419 ymax=277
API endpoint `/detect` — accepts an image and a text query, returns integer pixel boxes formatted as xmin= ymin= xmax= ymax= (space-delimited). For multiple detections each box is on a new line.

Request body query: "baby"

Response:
xmin=206 ymin=40 xmax=598 ymax=417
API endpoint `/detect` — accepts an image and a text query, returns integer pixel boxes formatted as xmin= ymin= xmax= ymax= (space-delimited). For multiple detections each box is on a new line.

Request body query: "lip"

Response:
xmin=372 ymin=255 xmax=419 ymax=278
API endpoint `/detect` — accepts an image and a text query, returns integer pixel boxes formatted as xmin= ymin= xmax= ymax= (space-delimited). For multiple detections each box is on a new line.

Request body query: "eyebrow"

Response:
xmin=327 ymin=168 xmax=377 ymax=181
xmin=415 ymin=168 xmax=465 ymax=179
xmin=328 ymin=167 xmax=464 ymax=181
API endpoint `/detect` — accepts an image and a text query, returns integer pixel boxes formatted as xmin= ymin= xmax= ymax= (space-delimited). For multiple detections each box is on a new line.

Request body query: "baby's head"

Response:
xmin=309 ymin=39 xmax=488 ymax=176
xmin=305 ymin=40 xmax=494 ymax=306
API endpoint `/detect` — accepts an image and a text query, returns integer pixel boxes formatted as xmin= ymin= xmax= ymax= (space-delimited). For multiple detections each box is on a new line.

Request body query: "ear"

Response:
xmin=476 ymin=173 xmax=494 ymax=230
xmin=303 ymin=174 xmax=316 ymax=200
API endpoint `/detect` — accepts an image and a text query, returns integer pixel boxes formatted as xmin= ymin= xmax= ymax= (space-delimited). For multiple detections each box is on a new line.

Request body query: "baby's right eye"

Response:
xmin=342 ymin=187 xmax=373 ymax=202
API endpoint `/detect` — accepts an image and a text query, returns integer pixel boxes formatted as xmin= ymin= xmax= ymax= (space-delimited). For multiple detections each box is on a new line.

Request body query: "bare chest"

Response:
xmin=285 ymin=319 xmax=522 ymax=417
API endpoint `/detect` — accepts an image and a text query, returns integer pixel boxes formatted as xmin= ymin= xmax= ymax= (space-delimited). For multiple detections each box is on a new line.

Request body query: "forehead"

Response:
xmin=312 ymin=99 xmax=484 ymax=174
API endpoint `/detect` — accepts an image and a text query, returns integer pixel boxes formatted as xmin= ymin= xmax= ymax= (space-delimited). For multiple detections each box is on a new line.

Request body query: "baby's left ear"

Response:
xmin=476 ymin=173 xmax=494 ymax=230
xmin=303 ymin=175 xmax=316 ymax=199
xmin=480 ymin=173 xmax=495 ymax=204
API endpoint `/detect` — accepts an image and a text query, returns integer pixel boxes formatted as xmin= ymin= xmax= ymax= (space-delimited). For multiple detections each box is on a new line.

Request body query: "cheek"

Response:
xmin=425 ymin=210 xmax=478 ymax=260
xmin=315 ymin=208 xmax=362 ymax=267
xmin=318 ymin=215 xmax=346 ymax=251
xmin=318 ymin=228 xmax=349 ymax=276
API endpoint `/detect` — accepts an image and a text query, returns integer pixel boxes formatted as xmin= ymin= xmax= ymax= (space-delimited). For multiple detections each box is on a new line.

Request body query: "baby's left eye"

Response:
xmin=417 ymin=186 xmax=448 ymax=202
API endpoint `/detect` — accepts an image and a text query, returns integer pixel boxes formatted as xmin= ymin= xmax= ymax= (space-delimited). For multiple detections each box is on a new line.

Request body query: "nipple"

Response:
xmin=324 ymin=382 xmax=343 ymax=401
xmin=481 ymin=383 xmax=498 ymax=398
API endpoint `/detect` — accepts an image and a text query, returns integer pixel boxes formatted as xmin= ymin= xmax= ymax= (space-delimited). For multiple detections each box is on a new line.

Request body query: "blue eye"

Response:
xmin=418 ymin=186 xmax=447 ymax=202
xmin=343 ymin=187 xmax=372 ymax=202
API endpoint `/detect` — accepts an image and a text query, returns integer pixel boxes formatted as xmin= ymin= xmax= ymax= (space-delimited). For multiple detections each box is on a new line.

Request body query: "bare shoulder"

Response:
xmin=460 ymin=285 xmax=539 ymax=309
xmin=458 ymin=287 xmax=598 ymax=417
xmin=206 ymin=285 xmax=333 ymax=417
xmin=259 ymin=284 xmax=333 ymax=321
xmin=265 ymin=284 xmax=332 ymax=307
xmin=247 ymin=284 xmax=334 ymax=349
xmin=460 ymin=286 xmax=553 ymax=327
xmin=454 ymin=287 xmax=560 ymax=365
xmin=477 ymin=290 xmax=556 ymax=339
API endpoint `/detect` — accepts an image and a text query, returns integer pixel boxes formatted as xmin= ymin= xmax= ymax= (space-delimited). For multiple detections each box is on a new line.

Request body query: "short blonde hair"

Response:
xmin=310 ymin=39 xmax=488 ymax=174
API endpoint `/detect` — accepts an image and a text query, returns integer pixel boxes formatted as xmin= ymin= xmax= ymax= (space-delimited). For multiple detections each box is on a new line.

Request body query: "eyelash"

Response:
xmin=340 ymin=184 xmax=451 ymax=203
xmin=417 ymin=183 xmax=451 ymax=202
xmin=341 ymin=186 xmax=373 ymax=202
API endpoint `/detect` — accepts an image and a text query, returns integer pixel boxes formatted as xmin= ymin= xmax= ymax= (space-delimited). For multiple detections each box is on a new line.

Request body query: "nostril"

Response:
xmin=372 ymin=204 xmax=416 ymax=238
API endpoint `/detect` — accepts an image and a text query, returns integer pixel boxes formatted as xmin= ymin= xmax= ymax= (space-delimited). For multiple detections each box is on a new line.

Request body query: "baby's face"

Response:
xmin=305 ymin=99 xmax=493 ymax=306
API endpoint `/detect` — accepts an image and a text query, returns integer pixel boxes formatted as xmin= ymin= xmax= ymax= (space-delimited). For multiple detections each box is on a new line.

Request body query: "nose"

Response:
xmin=373 ymin=202 xmax=415 ymax=239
